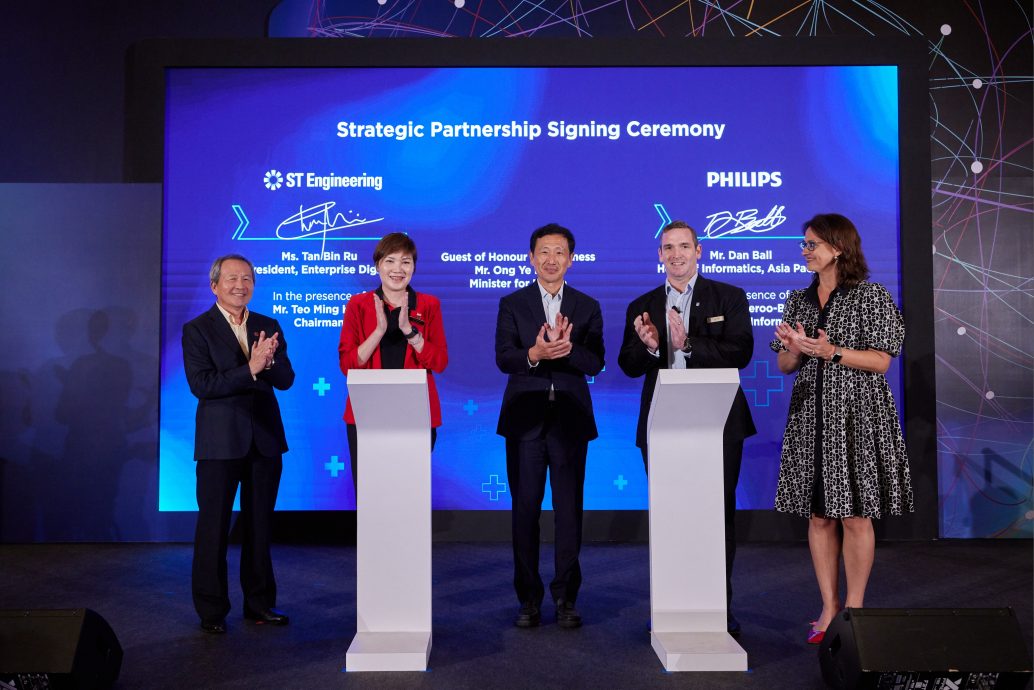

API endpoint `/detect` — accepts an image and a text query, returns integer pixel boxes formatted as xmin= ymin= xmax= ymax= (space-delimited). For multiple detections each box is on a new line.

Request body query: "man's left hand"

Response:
xmin=667 ymin=307 xmax=686 ymax=349
xmin=545 ymin=314 xmax=571 ymax=343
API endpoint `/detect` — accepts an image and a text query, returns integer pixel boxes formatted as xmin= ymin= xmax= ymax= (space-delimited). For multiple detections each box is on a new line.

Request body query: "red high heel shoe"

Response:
xmin=807 ymin=627 xmax=825 ymax=644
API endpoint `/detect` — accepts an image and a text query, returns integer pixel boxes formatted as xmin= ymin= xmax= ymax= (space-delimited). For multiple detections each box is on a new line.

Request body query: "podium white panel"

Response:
xmin=647 ymin=368 xmax=747 ymax=672
xmin=651 ymin=632 xmax=748 ymax=672
xmin=345 ymin=369 xmax=432 ymax=672
xmin=346 ymin=632 xmax=432 ymax=673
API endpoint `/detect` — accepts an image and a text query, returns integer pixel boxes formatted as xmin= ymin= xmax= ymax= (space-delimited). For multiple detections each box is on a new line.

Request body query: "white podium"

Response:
xmin=647 ymin=368 xmax=748 ymax=672
xmin=345 ymin=369 xmax=432 ymax=672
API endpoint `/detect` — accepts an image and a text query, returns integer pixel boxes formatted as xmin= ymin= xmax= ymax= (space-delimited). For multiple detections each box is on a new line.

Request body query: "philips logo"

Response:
xmin=264 ymin=170 xmax=284 ymax=191
xmin=707 ymin=171 xmax=782 ymax=188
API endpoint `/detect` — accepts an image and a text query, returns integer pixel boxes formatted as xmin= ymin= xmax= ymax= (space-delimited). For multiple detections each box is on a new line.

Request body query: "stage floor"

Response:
xmin=1 ymin=540 xmax=1030 ymax=689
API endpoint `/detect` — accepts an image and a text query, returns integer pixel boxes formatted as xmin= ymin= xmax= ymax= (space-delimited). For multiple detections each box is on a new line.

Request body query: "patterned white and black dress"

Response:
xmin=770 ymin=279 xmax=914 ymax=519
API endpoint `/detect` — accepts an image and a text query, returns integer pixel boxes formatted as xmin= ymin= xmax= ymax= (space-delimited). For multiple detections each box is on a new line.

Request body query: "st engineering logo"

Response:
xmin=262 ymin=169 xmax=383 ymax=191
xmin=263 ymin=170 xmax=283 ymax=190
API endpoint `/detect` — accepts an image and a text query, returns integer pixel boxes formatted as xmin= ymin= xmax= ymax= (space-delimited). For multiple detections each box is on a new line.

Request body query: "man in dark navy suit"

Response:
xmin=182 ymin=254 xmax=295 ymax=634
xmin=495 ymin=224 xmax=605 ymax=630
xmin=617 ymin=220 xmax=756 ymax=637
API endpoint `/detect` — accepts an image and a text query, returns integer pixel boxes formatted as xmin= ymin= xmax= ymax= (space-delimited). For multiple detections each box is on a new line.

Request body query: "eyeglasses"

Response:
xmin=799 ymin=240 xmax=825 ymax=251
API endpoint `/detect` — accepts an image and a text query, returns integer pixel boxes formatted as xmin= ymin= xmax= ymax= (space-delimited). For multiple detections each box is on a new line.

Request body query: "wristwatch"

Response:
xmin=681 ymin=336 xmax=693 ymax=354
xmin=404 ymin=328 xmax=420 ymax=340
xmin=830 ymin=348 xmax=843 ymax=364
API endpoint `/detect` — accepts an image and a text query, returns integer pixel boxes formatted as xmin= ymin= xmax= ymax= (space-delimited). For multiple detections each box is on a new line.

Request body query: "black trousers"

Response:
xmin=346 ymin=423 xmax=437 ymax=494
xmin=506 ymin=408 xmax=588 ymax=606
xmin=192 ymin=447 xmax=282 ymax=621
xmin=641 ymin=438 xmax=743 ymax=609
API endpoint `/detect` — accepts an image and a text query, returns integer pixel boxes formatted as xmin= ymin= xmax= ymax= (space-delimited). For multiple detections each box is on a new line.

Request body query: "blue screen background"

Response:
xmin=160 ymin=65 xmax=901 ymax=511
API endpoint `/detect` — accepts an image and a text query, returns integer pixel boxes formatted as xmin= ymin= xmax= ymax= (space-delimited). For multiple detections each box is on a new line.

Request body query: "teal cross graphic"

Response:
xmin=481 ymin=475 xmax=506 ymax=501
xmin=324 ymin=455 xmax=345 ymax=478
xmin=740 ymin=360 xmax=784 ymax=407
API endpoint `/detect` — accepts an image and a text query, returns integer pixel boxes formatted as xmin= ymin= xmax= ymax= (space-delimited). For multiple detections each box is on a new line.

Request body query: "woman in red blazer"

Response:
xmin=338 ymin=233 xmax=448 ymax=491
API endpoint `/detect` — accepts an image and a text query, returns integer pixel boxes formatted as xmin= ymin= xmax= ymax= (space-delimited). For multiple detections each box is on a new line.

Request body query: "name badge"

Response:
xmin=707 ymin=315 xmax=725 ymax=324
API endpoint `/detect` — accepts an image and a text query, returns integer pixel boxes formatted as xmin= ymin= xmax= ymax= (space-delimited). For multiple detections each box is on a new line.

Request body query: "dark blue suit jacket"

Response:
xmin=182 ymin=305 xmax=295 ymax=460
xmin=495 ymin=282 xmax=605 ymax=442
xmin=618 ymin=275 xmax=756 ymax=449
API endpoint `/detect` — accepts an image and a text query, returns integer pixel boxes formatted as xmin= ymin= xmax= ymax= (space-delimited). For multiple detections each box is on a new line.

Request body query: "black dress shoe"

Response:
xmin=200 ymin=618 xmax=226 ymax=634
xmin=556 ymin=600 xmax=582 ymax=629
xmin=514 ymin=601 xmax=541 ymax=628
xmin=244 ymin=607 xmax=290 ymax=625
xmin=727 ymin=612 xmax=742 ymax=638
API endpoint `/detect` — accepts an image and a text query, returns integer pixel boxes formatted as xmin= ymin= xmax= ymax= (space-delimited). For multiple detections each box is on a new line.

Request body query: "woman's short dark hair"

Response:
xmin=803 ymin=213 xmax=870 ymax=288
xmin=529 ymin=223 xmax=575 ymax=253
xmin=373 ymin=232 xmax=417 ymax=264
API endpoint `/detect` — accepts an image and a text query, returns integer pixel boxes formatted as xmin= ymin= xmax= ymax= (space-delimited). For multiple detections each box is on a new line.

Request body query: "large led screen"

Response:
xmin=159 ymin=64 xmax=902 ymax=511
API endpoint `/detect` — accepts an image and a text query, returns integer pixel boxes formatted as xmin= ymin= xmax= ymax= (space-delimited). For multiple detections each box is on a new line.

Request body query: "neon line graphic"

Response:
xmin=653 ymin=202 xmax=672 ymax=238
xmin=231 ymin=204 xmax=249 ymax=240
xmin=230 ymin=204 xmax=385 ymax=244
xmin=654 ymin=202 xmax=798 ymax=239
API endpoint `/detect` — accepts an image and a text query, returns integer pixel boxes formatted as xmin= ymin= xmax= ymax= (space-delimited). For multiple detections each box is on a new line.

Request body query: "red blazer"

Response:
xmin=338 ymin=289 xmax=448 ymax=427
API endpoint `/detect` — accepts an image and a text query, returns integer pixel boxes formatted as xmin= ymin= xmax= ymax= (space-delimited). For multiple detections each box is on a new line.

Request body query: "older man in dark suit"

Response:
xmin=182 ymin=254 xmax=295 ymax=634
xmin=618 ymin=220 xmax=756 ymax=637
xmin=496 ymin=223 xmax=605 ymax=630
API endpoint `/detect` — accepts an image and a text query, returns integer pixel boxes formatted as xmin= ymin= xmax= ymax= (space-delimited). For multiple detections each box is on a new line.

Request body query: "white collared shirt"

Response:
xmin=215 ymin=303 xmax=250 ymax=358
xmin=665 ymin=275 xmax=697 ymax=368
xmin=538 ymin=281 xmax=564 ymax=328
xmin=531 ymin=282 xmax=564 ymax=400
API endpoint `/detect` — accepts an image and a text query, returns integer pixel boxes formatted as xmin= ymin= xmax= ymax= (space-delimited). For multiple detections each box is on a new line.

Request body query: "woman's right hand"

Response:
xmin=372 ymin=293 xmax=388 ymax=336
xmin=775 ymin=322 xmax=807 ymax=356
xmin=356 ymin=293 xmax=388 ymax=366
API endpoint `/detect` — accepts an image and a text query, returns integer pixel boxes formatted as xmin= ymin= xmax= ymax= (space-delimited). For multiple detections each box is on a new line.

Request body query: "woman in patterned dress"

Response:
xmin=771 ymin=213 xmax=913 ymax=644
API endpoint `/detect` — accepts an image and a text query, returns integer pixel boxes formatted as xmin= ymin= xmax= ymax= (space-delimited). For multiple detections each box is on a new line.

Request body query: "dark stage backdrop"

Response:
xmin=0 ymin=185 xmax=192 ymax=541
xmin=0 ymin=1 xmax=1029 ymax=541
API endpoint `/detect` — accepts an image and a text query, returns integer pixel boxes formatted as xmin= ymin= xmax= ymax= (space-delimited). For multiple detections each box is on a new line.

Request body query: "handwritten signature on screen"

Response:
xmin=276 ymin=202 xmax=384 ymax=253
xmin=702 ymin=205 xmax=787 ymax=239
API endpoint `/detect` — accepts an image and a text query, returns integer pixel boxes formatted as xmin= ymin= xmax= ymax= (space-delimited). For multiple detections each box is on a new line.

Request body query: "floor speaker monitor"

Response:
xmin=0 ymin=609 xmax=122 ymax=689
xmin=819 ymin=608 xmax=1032 ymax=690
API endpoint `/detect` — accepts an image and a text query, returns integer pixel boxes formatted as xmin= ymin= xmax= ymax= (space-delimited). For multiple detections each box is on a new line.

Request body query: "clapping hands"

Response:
xmin=249 ymin=330 xmax=279 ymax=375
xmin=633 ymin=312 xmax=660 ymax=351
xmin=372 ymin=294 xmax=389 ymax=335
xmin=667 ymin=308 xmax=686 ymax=351
xmin=530 ymin=314 xmax=573 ymax=362
xmin=775 ymin=322 xmax=833 ymax=360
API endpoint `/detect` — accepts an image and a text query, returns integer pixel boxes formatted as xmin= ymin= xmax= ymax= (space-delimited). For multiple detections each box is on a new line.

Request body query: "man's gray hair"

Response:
xmin=209 ymin=254 xmax=255 ymax=284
